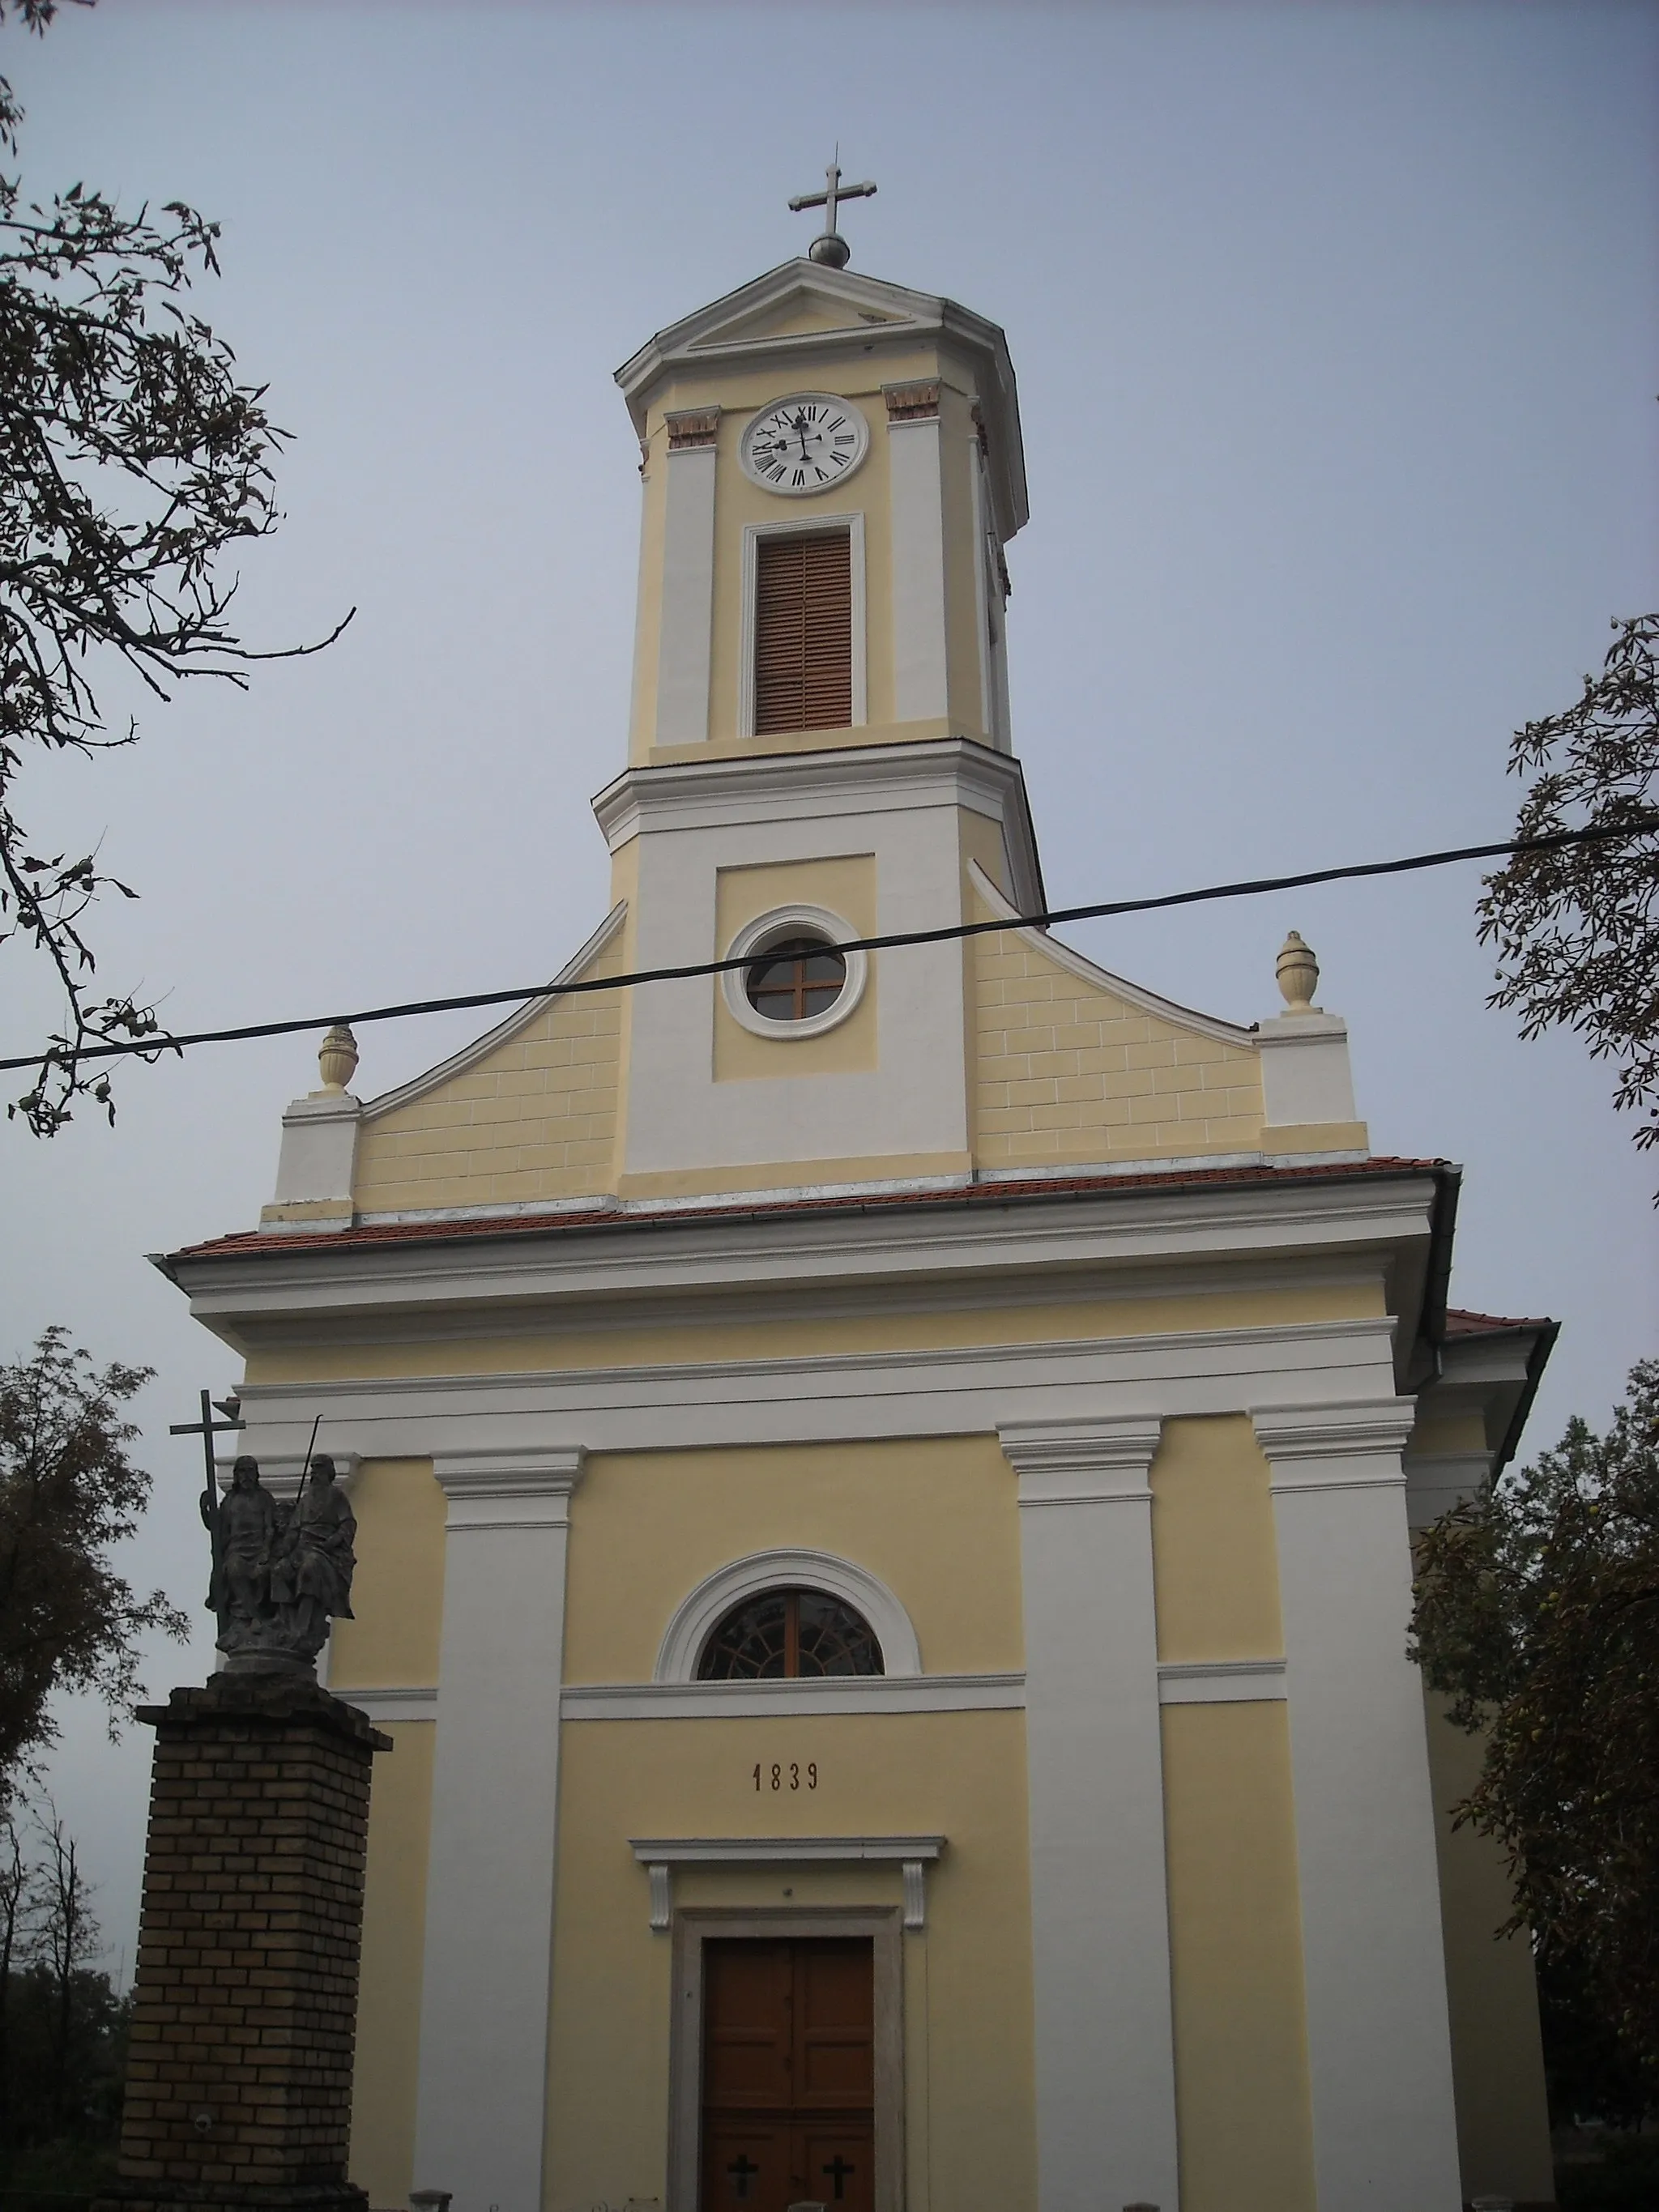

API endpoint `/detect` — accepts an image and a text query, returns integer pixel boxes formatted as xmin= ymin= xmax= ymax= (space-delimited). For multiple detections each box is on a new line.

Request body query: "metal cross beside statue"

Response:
xmin=169 ymin=1387 xmax=245 ymax=1490
xmin=788 ymin=153 xmax=876 ymax=269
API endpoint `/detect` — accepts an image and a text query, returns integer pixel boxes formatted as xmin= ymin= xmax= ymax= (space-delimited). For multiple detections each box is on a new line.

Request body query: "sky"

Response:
xmin=2 ymin=0 xmax=1656 ymax=1970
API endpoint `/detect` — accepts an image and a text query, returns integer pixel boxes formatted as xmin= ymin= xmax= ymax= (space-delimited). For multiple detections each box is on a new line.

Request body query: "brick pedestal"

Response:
xmin=97 ymin=1672 xmax=390 ymax=2212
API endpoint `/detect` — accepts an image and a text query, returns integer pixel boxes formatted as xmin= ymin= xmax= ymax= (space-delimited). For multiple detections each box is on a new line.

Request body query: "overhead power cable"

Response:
xmin=2 ymin=813 xmax=1653 ymax=1077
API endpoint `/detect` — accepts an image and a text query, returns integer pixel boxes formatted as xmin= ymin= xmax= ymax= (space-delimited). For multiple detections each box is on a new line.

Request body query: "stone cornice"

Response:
xmin=592 ymin=729 xmax=1033 ymax=837
xmin=1252 ymin=1399 xmax=1417 ymax=1490
xmin=1000 ymin=1414 xmax=1164 ymax=1505
xmin=169 ymin=1177 xmax=1440 ymax=1353
xmin=1252 ymin=1400 xmax=1416 ymax=1456
xmin=431 ymin=1444 xmax=586 ymax=1529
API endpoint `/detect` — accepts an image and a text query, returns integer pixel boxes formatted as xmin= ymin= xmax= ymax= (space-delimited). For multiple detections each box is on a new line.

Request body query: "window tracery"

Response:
xmin=696 ymin=1588 xmax=884 ymax=1680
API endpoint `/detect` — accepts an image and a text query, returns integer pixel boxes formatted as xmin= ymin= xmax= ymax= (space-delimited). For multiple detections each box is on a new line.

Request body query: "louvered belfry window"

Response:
xmin=753 ymin=530 xmax=853 ymax=735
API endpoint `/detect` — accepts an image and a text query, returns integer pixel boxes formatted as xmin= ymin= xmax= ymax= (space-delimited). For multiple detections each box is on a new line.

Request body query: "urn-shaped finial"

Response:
xmin=318 ymin=1022 xmax=359 ymax=1092
xmin=1275 ymin=931 xmax=1320 ymax=1014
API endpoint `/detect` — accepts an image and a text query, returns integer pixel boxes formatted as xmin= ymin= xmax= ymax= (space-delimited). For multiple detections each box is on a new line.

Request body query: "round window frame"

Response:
xmin=722 ymin=904 xmax=868 ymax=1042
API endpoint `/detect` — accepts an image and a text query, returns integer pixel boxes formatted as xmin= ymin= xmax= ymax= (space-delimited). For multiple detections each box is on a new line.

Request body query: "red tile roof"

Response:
xmin=168 ymin=1155 xmax=1449 ymax=1266
xmin=1444 ymin=1306 xmax=1554 ymax=1336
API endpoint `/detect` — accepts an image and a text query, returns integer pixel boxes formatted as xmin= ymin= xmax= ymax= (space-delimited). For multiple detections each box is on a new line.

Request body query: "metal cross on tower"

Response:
xmin=788 ymin=151 xmax=876 ymax=269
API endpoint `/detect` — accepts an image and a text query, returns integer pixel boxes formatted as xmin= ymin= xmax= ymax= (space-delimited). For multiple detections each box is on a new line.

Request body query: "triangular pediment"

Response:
xmin=616 ymin=261 xmax=942 ymax=416
xmin=691 ymin=291 xmax=911 ymax=348
xmin=616 ymin=258 xmax=1030 ymax=538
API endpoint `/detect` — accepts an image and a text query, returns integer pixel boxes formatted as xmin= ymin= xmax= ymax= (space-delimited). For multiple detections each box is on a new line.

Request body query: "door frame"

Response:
xmin=668 ymin=1907 xmax=904 ymax=2212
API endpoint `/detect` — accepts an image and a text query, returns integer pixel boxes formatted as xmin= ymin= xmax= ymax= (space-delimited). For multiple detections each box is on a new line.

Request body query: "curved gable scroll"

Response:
xmin=655 ymin=1549 xmax=922 ymax=1684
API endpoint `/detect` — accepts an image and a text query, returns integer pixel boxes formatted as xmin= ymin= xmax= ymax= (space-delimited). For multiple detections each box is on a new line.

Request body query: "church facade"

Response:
xmin=162 ymin=236 xmax=1559 ymax=2212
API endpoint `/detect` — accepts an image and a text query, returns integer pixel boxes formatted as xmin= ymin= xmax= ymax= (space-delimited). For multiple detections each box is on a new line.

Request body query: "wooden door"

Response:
xmin=701 ymin=1938 xmax=874 ymax=2212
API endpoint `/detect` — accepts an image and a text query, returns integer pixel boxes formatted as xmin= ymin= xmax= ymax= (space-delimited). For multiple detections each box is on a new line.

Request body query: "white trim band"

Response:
xmin=1157 ymin=1659 xmax=1286 ymax=1704
xmin=565 ymin=1672 xmax=1021 ymax=1720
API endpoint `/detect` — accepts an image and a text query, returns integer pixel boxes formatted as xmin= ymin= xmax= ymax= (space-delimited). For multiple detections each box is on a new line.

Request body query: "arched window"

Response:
xmin=696 ymin=1588 xmax=884 ymax=1680
xmin=744 ymin=934 xmax=847 ymax=1024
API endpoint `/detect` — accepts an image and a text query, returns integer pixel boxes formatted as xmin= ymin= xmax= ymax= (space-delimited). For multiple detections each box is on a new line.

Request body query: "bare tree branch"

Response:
xmin=0 ymin=2 xmax=349 ymax=1131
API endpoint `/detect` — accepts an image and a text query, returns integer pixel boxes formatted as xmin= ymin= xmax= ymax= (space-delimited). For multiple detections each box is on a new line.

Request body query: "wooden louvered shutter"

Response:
xmin=753 ymin=531 xmax=853 ymax=735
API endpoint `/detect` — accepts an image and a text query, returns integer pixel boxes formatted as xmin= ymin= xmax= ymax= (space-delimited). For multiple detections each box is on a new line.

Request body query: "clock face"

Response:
xmin=740 ymin=393 xmax=869 ymax=495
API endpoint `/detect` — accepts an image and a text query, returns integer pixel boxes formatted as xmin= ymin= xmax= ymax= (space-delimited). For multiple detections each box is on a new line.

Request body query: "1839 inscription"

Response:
xmin=753 ymin=1761 xmax=818 ymax=1792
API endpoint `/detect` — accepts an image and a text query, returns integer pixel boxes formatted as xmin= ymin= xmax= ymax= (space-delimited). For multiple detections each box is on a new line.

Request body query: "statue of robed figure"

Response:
xmin=202 ymin=1450 xmax=356 ymax=1673
xmin=269 ymin=1455 xmax=357 ymax=1659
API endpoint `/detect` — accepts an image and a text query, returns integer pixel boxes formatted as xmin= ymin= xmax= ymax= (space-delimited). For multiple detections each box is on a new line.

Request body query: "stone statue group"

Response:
xmin=202 ymin=1451 xmax=357 ymax=1671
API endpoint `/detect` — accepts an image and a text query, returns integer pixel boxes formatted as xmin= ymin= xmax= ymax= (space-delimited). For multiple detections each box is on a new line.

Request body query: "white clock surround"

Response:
xmin=740 ymin=390 xmax=870 ymax=493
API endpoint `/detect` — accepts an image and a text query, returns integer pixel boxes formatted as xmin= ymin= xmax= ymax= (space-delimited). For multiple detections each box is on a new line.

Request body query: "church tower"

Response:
xmin=162 ymin=178 xmax=1559 ymax=2212
xmin=603 ymin=224 xmax=1034 ymax=1200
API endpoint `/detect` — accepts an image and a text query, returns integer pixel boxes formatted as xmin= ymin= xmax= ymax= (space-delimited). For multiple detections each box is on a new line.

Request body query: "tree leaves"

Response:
xmin=0 ymin=1328 xmax=187 ymax=1797
xmin=1479 ymin=614 xmax=1659 ymax=1189
xmin=1411 ymin=1362 xmax=1659 ymax=2088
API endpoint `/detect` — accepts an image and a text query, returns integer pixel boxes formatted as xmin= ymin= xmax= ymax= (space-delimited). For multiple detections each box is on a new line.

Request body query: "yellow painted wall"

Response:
xmin=348 ymin=1719 xmax=434 ymax=2208
xmin=1162 ymin=1703 xmax=1316 ymax=2212
xmin=1151 ymin=1414 xmax=1284 ymax=1664
xmin=713 ymin=852 xmax=877 ymax=1081
xmin=629 ymin=338 xmax=999 ymax=762
xmin=612 ymin=1149 xmax=975 ymax=1203
xmin=352 ymin=927 xmax=625 ymax=1213
xmin=1422 ymin=1698 xmax=1555 ymax=2203
xmin=1408 ymin=1412 xmax=1490 ymax=1458
xmin=715 ymin=297 xmax=907 ymax=344
xmin=564 ymin=1433 xmax=1021 ymax=1683
xmin=243 ymin=1280 xmax=1386 ymax=1390
xmin=548 ymin=1711 xmax=1036 ymax=2212
xmin=971 ymin=897 xmax=1265 ymax=1169
xmin=327 ymin=1460 xmax=445 ymax=1688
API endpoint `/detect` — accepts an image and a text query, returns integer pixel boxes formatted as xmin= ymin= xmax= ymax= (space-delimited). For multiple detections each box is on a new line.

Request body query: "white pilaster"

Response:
xmin=1000 ymin=1416 xmax=1178 ymax=2212
xmin=655 ymin=416 xmax=718 ymax=747
xmin=1252 ymin=1400 xmax=1463 ymax=2211
xmin=885 ymin=387 xmax=949 ymax=723
xmin=413 ymin=1445 xmax=586 ymax=2212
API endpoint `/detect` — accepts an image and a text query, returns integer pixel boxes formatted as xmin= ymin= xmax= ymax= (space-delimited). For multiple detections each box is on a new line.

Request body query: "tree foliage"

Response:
xmin=1479 ymin=613 xmax=1659 ymax=1177
xmin=0 ymin=1328 xmax=186 ymax=1794
xmin=0 ymin=0 xmax=346 ymax=1134
xmin=1410 ymin=1362 xmax=1659 ymax=2088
